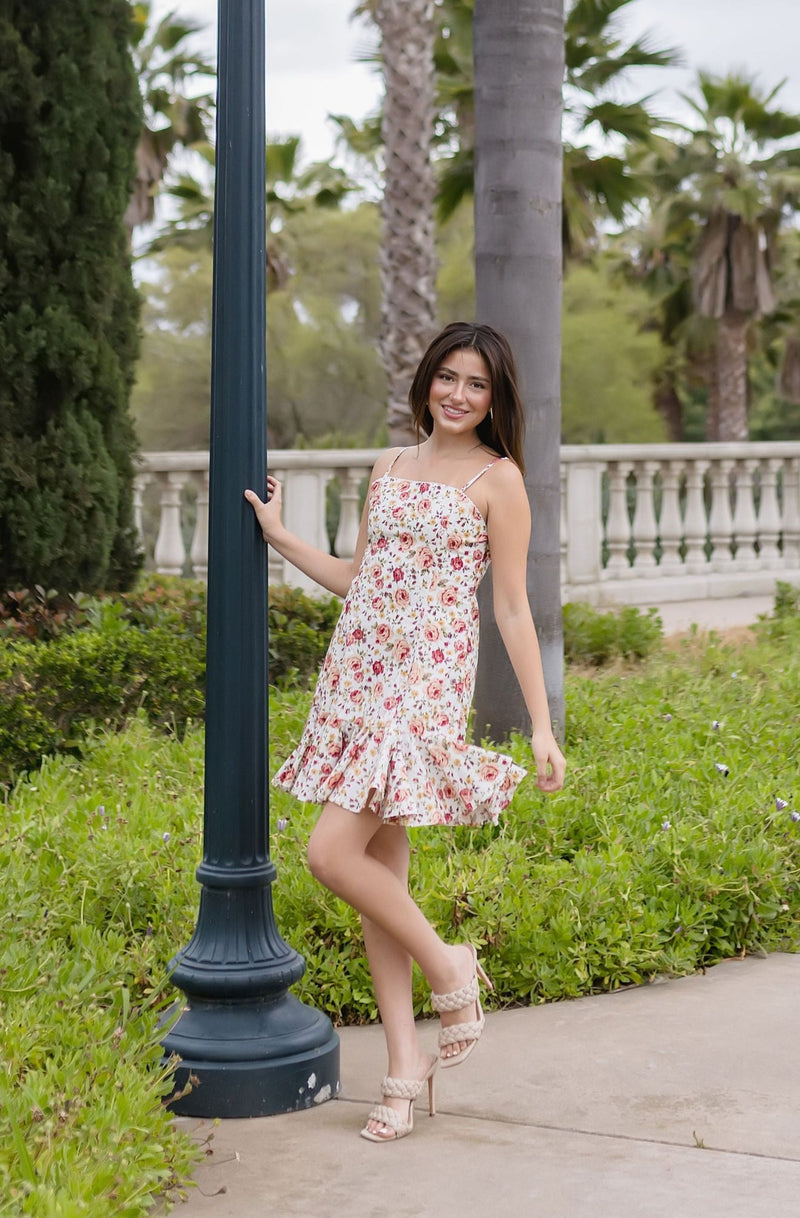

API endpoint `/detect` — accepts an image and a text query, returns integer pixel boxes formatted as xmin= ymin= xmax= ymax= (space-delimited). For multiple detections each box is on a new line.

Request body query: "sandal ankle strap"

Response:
xmin=381 ymin=1075 xmax=424 ymax=1100
xmin=431 ymin=974 xmax=478 ymax=1012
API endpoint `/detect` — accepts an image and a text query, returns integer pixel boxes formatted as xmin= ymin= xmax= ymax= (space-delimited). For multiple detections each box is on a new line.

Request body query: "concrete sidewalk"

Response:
xmin=170 ymin=953 xmax=800 ymax=1218
xmin=645 ymin=595 xmax=773 ymax=635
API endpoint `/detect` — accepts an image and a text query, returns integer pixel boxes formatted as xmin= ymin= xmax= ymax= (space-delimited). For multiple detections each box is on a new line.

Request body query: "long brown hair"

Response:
xmin=408 ymin=322 xmax=526 ymax=473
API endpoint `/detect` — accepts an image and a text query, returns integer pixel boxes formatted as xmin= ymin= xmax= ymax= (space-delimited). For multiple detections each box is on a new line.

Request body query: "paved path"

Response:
xmin=645 ymin=595 xmax=773 ymax=635
xmin=170 ymin=954 xmax=800 ymax=1218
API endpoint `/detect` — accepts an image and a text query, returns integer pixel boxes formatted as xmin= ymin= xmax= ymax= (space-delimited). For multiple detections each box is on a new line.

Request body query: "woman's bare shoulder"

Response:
xmin=369 ymin=446 xmax=407 ymax=482
xmin=488 ymin=457 xmax=526 ymax=492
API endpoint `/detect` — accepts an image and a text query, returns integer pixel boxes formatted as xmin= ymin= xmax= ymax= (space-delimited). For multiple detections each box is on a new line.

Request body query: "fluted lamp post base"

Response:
xmin=163 ymin=996 xmax=339 ymax=1119
xmin=161 ymin=875 xmax=340 ymax=1117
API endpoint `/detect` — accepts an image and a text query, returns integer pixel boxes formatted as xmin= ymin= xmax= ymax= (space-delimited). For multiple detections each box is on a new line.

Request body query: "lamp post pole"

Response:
xmin=161 ymin=0 xmax=340 ymax=1118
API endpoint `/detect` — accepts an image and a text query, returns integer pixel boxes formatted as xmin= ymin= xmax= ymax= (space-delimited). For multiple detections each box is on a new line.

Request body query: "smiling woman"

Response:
xmin=245 ymin=320 xmax=565 ymax=1143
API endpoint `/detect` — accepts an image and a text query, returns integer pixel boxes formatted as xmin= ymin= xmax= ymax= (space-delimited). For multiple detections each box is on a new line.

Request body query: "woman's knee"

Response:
xmin=306 ymin=826 xmax=337 ymax=887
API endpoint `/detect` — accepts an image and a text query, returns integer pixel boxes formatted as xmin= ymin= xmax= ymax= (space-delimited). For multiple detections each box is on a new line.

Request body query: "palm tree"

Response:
xmin=472 ymin=0 xmax=566 ymax=739
xmin=641 ymin=74 xmax=800 ymax=439
xmin=434 ymin=0 xmax=679 ymax=259
xmin=146 ymin=137 xmax=356 ymax=291
xmin=356 ymin=0 xmax=439 ymax=444
xmin=611 ymin=192 xmax=712 ymax=439
xmin=126 ymin=3 xmax=216 ymax=240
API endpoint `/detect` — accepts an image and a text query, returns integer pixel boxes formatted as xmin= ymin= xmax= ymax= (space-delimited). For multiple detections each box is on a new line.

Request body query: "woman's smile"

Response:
xmin=428 ymin=348 xmax=492 ymax=430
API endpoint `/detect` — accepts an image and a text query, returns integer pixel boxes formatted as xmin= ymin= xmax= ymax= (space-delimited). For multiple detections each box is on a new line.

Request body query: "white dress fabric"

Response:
xmin=273 ymin=454 xmax=527 ymax=825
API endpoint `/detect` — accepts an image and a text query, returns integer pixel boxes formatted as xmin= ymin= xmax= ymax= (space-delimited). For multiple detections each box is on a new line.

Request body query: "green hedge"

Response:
xmin=0 ymin=577 xmax=342 ymax=787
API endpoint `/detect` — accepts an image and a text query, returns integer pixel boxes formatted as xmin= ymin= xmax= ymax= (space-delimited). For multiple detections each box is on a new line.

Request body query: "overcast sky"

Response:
xmin=154 ymin=0 xmax=800 ymax=162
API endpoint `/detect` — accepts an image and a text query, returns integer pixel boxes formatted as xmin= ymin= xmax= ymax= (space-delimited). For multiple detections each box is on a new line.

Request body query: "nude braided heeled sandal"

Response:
xmin=431 ymin=943 xmax=493 ymax=1069
xmin=359 ymin=1056 xmax=438 ymax=1143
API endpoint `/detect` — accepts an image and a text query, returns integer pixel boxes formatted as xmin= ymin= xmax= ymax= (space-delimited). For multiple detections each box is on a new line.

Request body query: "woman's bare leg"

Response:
xmin=307 ymin=802 xmax=481 ymax=1065
xmin=360 ymin=824 xmax=433 ymax=1135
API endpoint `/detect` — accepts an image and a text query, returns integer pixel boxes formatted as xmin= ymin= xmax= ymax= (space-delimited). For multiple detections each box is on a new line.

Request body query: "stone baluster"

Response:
xmin=757 ymin=458 xmax=781 ymax=567
xmin=683 ymin=459 xmax=709 ymax=573
xmin=782 ymin=457 xmax=800 ymax=565
xmin=604 ymin=461 xmax=634 ymax=577
xmin=708 ymin=458 xmax=735 ymax=570
xmin=133 ymin=473 xmax=151 ymax=553
xmin=190 ymin=469 xmax=210 ymax=580
xmin=564 ymin=459 xmax=603 ymax=586
xmin=559 ymin=464 xmax=568 ymax=586
xmin=730 ymin=458 xmax=759 ymax=570
xmin=334 ymin=467 xmax=363 ymax=561
xmin=153 ymin=471 xmax=189 ymax=576
xmin=658 ymin=460 xmax=684 ymax=573
xmin=279 ymin=466 xmax=331 ymax=593
xmin=631 ymin=460 xmax=658 ymax=571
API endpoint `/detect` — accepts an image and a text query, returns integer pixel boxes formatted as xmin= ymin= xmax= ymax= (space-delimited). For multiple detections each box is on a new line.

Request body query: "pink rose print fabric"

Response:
xmin=273 ymin=464 xmax=527 ymax=826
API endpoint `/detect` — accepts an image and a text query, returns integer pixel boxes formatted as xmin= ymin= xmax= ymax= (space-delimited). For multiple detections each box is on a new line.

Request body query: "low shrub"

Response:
xmin=0 ymin=586 xmax=86 ymax=641
xmin=268 ymin=583 xmax=341 ymax=687
xmin=772 ymin=580 xmax=800 ymax=619
xmin=563 ymin=600 xmax=662 ymax=664
xmin=0 ymin=626 xmax=205 ymax=787
xmin=0 ymin=577 xmax=343 ymax=785
xmin=755 ymin=580 xmax=800 ymax=645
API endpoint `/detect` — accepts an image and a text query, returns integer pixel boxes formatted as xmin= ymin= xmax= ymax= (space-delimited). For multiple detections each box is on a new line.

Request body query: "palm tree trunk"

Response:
xmin=472 ymin=0 xmax=565 ymax=739
xmin=655 ymin=368 xmax=683 ymax=441
xmin=375 ymin=0 xmax=438 ymax=445
xmin=705 ymin=351 xmax=721 ymax=441
xmin=715 ymin=312 xmax=749 ymax=440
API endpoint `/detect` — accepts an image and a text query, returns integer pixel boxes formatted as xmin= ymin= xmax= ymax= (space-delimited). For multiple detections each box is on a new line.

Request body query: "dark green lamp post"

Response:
xmin=161 ymin=0 xmax=340 ymax=1118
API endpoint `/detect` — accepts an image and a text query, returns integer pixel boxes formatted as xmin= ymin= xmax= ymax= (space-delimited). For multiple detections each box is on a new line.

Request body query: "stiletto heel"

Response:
xmin=432 ymin=943 xmax=492 ymax=1069
xmin=360 ymin=1055 xmax=438 ymax=1142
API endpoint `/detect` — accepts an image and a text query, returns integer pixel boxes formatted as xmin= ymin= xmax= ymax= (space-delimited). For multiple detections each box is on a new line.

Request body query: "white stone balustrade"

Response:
xmin=137 ymin=443 xmax=800 ymax=605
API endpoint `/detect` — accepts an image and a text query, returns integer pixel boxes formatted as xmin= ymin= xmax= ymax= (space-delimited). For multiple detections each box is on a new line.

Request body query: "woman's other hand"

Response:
xmin=531 ymin=729 xmax=566 ymax=792
xmin=244 ymin=476 xmax=283 ymax=543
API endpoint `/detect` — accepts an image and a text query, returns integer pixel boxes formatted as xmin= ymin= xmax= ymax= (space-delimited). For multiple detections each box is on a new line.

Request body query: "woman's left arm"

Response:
xmin=484 ymin=462 xmax=566 ymax=792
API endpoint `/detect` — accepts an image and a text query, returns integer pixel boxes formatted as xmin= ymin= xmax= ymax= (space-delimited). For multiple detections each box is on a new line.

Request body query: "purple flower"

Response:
xmin=661 ymin=819 xmax=671 ymax=831
xmin=776 ymin=798 xmax=789 ymax=811
xmin=712 ymin=721 xmax=721 ymax=730
xmin=276 ymin=817 xmax=289 ymax=832
xmin=715 ymin=763 xmax=729 ymax=776
xmin=791 ymin=811 xmax=800 ymax=823
xmin=663 ymin=713 xmax=673 ymax=722
xmin=162 ymin=831 xmax=171 ymax=843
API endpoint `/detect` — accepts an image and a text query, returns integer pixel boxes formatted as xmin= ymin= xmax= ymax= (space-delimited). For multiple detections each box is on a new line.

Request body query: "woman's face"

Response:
xmin=427 ymin=347 xmax=492 ymax=436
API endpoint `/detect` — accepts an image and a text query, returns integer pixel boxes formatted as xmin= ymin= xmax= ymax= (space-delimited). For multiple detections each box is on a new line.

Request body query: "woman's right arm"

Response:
xmin=244 ymin=450 xmax=398 ymax=599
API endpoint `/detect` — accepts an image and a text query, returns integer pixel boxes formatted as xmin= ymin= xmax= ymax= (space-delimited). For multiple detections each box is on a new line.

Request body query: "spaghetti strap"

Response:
xmin=386 ymin=447 xmax=408 ymax=475
xmin=461 ymin=456 xmax=507 ymax=492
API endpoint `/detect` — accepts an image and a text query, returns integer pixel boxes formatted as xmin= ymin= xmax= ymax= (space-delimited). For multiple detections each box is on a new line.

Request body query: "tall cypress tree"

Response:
xmin=0 ymin=1 xmax=142 ymax=591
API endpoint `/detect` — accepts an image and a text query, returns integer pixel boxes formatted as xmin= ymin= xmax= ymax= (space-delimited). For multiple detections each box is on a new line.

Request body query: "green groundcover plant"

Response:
xmin=1 ymin=610 xmax=799 ymax=1212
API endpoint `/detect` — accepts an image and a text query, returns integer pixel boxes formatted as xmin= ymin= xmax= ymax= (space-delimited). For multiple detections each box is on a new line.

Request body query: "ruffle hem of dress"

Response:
xmin=272 ymin=716 xmax=527 ymax=828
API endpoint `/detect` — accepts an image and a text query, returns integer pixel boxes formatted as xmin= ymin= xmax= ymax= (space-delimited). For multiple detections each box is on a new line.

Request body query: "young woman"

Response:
xmin=245 ymin=322 xmax=566 ymax=1142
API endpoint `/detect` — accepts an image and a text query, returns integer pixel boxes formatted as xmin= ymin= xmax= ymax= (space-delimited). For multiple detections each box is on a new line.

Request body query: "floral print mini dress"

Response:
xmin=272 ymin=451 xmax=527 ymax=826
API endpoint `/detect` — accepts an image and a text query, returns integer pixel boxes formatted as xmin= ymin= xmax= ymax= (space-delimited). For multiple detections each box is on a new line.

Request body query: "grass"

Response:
xmin=1 ymin=616 xmax=799 ymax=1212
